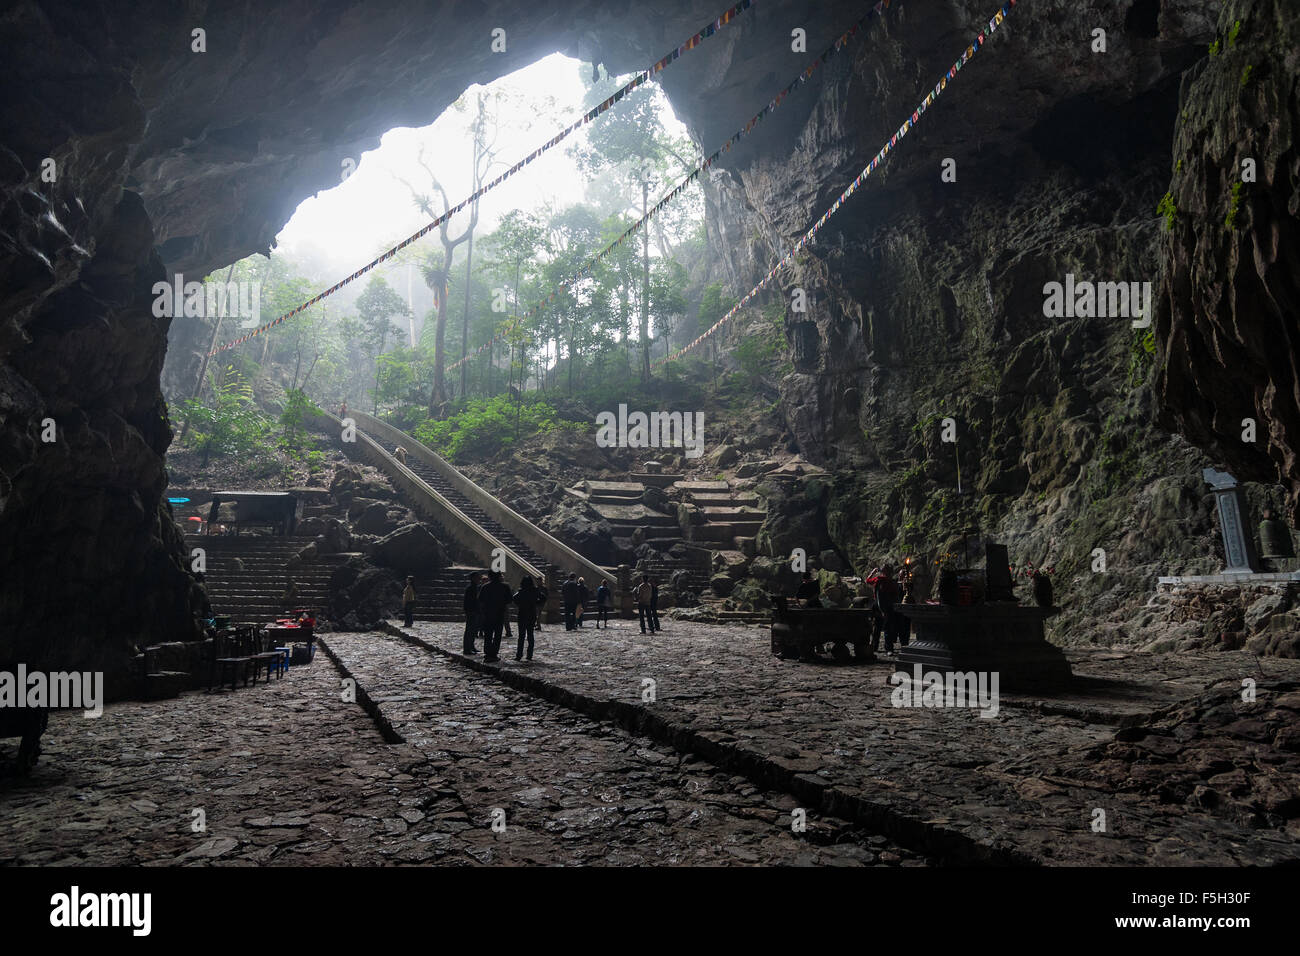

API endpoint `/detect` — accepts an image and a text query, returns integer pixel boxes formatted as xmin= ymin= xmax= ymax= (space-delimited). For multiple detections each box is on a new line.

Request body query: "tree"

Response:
xmin=397 ymin=92 xmax=502 ymax=412
xmin=356 ymin=276 xmax=409 ymax=414
xmin=178 ymin=367 xmax=272 ymax=467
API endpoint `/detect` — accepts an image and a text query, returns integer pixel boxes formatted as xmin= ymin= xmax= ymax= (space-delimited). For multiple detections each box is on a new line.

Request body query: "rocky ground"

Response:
xmin=4 ymin=615 xmax=1297 ymax=866
xmin=0 ymin=628 xmax=923 ymax=866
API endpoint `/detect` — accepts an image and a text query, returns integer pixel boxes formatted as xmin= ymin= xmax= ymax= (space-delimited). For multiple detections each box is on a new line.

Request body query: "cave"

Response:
xmin=3 ymin=0 xmax=1300 ymax=885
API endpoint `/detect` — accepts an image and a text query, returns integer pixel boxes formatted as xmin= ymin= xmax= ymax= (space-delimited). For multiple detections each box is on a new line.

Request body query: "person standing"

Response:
xmin=649 ymin=577 xmax=661 ymax=632
xmin=594 ymin=581 xmax=612 ymax=629
xmin=513 ymin=576 xmax=542 ymax=661
xmin=478 ymin=570 xmax=512 ymax=663
xmin=635 ymin=575 xmax=655 ymax=634
xmin=561 ymin=573 xmax=579 ymax=631
xmin=873 ymin=565 xmax=901 ymax=654
xmin=462 ymin=571 xmax=480 ymax=654
xmin=576 ymin=576 xmax=590 ymax=628
xmin=535 ymin=576 xmax=548 ymax=631
xmin=393 ymin=445 xmax=408 ymax=465
xmin=338 ymin=400 xmax=348 ymax=419
xmin=402 ymin=576 xmax=416 ymax=628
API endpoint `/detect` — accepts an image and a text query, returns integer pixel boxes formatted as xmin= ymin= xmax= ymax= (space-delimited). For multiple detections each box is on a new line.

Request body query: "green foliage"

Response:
xmin=1228 ymin=19 xmax=1242 ymax=48
xmin=1209 ymin=39 xmax=1220 ymax=57
xmin=1156 ymin=191 xmax=1178 ymax=232
xmin=1127 ymin=326 xmax=1157 ymax=387
xmin=278 ymin=388 xmax=320 ymax=463
xmin=1240 ymin=64 xmax=1254 ymax=88
xmin=178 ymin=367 xmax=273 ymax=467
xmin=1225 ymin=181 xmax=1243 ymax=230
xmin=412 ymin=395 xmax=577 ymax=462
xmin=732 ymin=303 xmax=787 ymax=386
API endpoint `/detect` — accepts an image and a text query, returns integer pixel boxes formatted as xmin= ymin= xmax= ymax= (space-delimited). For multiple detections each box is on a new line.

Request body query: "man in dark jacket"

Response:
xmin=513 ymin=576 xmax=542 ymax=661
xmin=561 ymin=573 xmax=579 ymax=631
xmin=462 ymin=572 xmax=481 ymax=654
xmin=649 ymin=578 xmax=661 ymax=632
xmin=478 ymin=570 xmax=513 ymax=662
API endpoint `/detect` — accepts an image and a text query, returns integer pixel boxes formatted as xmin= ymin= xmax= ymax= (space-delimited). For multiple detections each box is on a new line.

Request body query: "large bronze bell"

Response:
xmin=1259 ymin=514 xmax=1297 ymax=559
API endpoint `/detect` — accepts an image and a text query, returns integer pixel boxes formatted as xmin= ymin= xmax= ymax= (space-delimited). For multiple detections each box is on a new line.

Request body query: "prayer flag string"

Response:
xmin=450 ymin=0 xmax=903 ymax=371
xmin=207 ymin=0 xmax=755 ymax=356
xmin=654 ymin=0 xmax=1018 ymax=368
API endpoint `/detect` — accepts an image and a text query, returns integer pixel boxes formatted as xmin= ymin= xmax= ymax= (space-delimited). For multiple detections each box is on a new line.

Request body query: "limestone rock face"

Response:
xmin=0 ymin=0 xmax=1293 ymax=676
xmin=1155 ymin=0 xmax=1300 ymax=524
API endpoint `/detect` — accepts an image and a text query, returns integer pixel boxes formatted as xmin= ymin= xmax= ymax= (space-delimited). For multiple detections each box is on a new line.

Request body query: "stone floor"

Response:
xmin=380 ymin=615 xmax=1300 ymax=865
xmin=4 ymin=615 xmax=1296 ymax=866
xmin=0 ymin=632 xmax=922 ymax=866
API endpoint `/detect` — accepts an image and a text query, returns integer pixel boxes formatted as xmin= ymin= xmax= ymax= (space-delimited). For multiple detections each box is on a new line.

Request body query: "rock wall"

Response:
xmin=2 ymin=0 xmax=1296 ymax=679
xmin=1155 ymin=0 xmax=1300 ymax=524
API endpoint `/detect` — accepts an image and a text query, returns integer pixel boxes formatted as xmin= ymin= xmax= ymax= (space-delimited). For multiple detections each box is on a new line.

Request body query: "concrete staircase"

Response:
xmin=194 ymin=534 xmax=332 ymax=623
xmin=582 ymin=480 xmax=681 ymax=550
xmin=678 ymin=480 xmax=766 ymax=549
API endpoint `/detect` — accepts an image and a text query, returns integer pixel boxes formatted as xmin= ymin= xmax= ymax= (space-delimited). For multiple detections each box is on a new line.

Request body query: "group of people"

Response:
xmin=559 ymin=572 xmax=615 ymax=630
xmin=795 ymin=564 xmax=912 ymax=654
xmin=459 ymin=570 xmax=547 ymax=663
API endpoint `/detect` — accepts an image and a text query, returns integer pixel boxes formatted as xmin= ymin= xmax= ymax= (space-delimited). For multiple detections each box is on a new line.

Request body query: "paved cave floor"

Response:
xmin=2 ymin=619 xmax=1298 ymax=866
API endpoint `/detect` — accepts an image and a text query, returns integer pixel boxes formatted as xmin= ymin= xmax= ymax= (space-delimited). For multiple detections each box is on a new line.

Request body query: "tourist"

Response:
xmin=513 ymin=576 xmax=542 ymax=661
xmin=635 ymin=575 xmax=655 ymax=634
xmin=535 ymin=575 xmax=548 ymax=630
xmin=462 ymin=571 xmax=480 ymax=654
xmin=402 ymin=576 xmax=416 ymax=628
xmin=478 ymin=573 xmax=490 ymax=644
xmin=338 ymin=400 xmax=348 ymax=419
xmin=872 ymin=565 xmax=901 ymax=654
xmin=562 ymin=573 xmax=579 ymax=630
xmin=796 ymin=571 xmax=822 ymax=607
xmin=478 ymin=570 xmax=512 ymax=663
xmin=649 ymin=577 xmax=661 ymax=631
xmin=576 ymin=576 xmax=590 ymax=627
xmin=393 ymin=445 xmax=408 ymax=465
xmin=595 ymin=580 xmax=612 ymax=628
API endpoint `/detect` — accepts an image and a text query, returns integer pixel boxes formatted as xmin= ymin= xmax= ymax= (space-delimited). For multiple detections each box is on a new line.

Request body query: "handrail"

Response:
xmin=307 ymin=411 xmax=544 ymax=584
xmin=351 ymin=410 xmax=619 ymax=590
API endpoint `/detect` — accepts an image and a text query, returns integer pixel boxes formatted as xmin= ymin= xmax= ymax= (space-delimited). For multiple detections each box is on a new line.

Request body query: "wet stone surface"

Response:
xmin=389 ymin=616 xmax=1300 ymax=865
xmin=0 ymin=631 xmax=921 ymax=866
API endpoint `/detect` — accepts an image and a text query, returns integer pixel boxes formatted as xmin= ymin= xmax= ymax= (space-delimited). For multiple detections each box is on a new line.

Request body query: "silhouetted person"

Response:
xmin=649 ymin=577 xmax=661 ymax=631
xmin=462 ymin=572 xmax=480 ymax=654
xmin=872 ymin=566 xmax=901 ymax=653
xmin=513 ymin=576 xmax=542 ymax=661
xmin=477 ymin=573 xmax=490 ymax=643
xmin=402 ymin=576 xmax=416 ymax=628
xmin=576 ymin=576 xmax=590 ymax=627
xmin=338 ymin=401 xmax=348 ymax=418
xmin=562 ymin=573 xmax=579 ymax=630
xmin=635 ymin=575 xmax=655 ymax=634
xmin=595 ymin=581 xmax=612 ymax=628
xmin=479 ymin=570 xmax=512 ymax=662
xmin=535 ymin=576 xmax=548 ymax=630
xmin=796 ymin=571 xmax=822 ymax=607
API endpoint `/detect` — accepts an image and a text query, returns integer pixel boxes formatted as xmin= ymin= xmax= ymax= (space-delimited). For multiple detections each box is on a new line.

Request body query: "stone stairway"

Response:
xmin=398 ymin=456 xmax=556 ymax=584
xmin=582 ymin=480 xmax=681 ymax=550
xmin=193 ymin=534 xmax=333 ymax=623
xmin=678 ymin=480 xmax=766 ymax=549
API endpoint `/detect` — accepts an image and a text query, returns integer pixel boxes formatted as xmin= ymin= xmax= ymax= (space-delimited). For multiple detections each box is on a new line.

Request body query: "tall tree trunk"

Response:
xmin=459 ymin=223 xmax=475 ymax=399
xmin=179 ymin=263 xmax=235 ymax=443
xmin=640 ymin=177 xmax=651 ymax=383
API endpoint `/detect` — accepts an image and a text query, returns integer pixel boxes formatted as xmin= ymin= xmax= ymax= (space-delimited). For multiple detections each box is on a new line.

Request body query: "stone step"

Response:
xmin=673 ymin=480 xmax=730 ymax=492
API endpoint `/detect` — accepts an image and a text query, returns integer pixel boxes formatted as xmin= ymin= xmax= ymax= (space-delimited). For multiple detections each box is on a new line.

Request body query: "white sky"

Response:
xmin=274 ymin=53 xmax=689 ymax=281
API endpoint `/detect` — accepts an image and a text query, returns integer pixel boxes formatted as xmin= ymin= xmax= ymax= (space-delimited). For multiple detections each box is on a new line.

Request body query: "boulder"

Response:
xmin=353 ymin=501 xmax=409 ymax=536
xmin=370 ymin=524 xmax=449 ymax=576
xmin=328 ymin=561 xmax=404 ymax=629
xmin=709 ymin=574 xmax=736 ymax=597
xmin=311 ymin=517 xmax=351 ymax=555
xmin=540 ymin=498 xmax=617 ymax=565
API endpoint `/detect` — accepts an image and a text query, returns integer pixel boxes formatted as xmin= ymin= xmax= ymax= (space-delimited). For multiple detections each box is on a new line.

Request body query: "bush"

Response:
xmin=413 ymin=395 xmax=576 ymax=462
